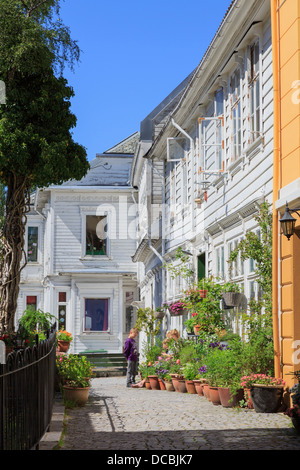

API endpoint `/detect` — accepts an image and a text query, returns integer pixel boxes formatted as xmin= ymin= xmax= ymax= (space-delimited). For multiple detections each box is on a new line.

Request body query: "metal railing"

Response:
xmin=0 ymin=323 xmax=57 ymax=450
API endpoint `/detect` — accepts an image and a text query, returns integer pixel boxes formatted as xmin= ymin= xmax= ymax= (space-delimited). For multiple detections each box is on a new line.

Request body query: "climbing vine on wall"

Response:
xmin=228 ymin=202 xmax=274 ymax=373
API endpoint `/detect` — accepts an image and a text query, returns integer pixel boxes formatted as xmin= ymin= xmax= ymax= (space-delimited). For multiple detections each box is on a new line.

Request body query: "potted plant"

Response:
xmin=183 ymin=277 xmax=225 ymax=335
xmin=222 ymin=281 xmax=244 ymax=309
xmin=58 ymin=354 xmax=93 ymax=406
xmin=164 ymin=373 xmax=175 ymax=391
xmin=167 ymin=300 xmax=187 ymax=316
xmin=249 ymin=374 xmax=286 ymax=413
xmin=17 ymin=308 xmax=55 ymax=347
xmin=182 ymin=362 xmax=198 ymax=394
xmin=153 ymin=306 xmax=166 ymax=320
xmin=57 ymin=329 xmax=73 ymax=352
xmin=184 ymin=313 xmax=202 ymax=335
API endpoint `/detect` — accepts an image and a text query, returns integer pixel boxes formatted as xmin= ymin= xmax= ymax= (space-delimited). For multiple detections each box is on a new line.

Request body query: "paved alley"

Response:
xmin=58 ymin=376 xmax=300 ymax=451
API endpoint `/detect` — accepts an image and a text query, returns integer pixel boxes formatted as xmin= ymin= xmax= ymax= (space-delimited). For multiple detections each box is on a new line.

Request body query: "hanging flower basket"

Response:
xmin=167 ymin=300 xmax=187 ymax=316
xmin=222 ymin=292 xmax=244 ymax=308
xmin=153 ymin=309 xmax=165 ymax=320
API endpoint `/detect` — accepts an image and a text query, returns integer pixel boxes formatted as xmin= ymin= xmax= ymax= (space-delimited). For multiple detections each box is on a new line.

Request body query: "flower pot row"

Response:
xmin=143 ymin=375 xmax=285 ymax=413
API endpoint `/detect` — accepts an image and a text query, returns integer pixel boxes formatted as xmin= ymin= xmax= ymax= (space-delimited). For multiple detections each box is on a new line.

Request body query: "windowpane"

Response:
xmin=26 ymin=295 xmax=37 ymax=311
xmin=85 ymin=298 xmax=108 ymax=331
xmin=59 ymin=292 xmax=67 ymax=303
xmin=86 ymin=215 xmax=107 ymax=255
xmin=28 ymin=227 xmax=38 ymax=262
xmin=58 ymin=305 xmax=66 ymax=330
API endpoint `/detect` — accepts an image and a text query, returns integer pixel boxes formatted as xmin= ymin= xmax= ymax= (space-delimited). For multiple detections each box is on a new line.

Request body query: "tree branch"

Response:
xmin=26 ymin=0 xmax=50 ymax=17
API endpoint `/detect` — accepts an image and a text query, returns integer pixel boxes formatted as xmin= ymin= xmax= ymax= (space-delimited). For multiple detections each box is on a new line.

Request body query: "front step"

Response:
xmin=78 ymin=351 xmax=128 ymax=377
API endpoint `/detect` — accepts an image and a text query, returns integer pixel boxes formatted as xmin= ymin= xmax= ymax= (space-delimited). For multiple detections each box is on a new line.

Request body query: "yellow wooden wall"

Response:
xmin=274 ymin=0 xmax=300 ymax=387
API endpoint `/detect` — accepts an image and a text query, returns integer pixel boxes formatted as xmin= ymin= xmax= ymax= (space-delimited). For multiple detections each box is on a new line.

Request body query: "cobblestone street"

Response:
xmin=59 ymin=376 xmax=300 ymax=451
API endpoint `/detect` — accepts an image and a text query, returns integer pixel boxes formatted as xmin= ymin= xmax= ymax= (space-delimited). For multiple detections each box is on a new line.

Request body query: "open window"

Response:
xmin=167 ymin=137 xmax=190 ymax=162
xmin=86 ymin=215 xmax=107 ymax=256
xmin=198 ymin=116 xmax=224 ymax=174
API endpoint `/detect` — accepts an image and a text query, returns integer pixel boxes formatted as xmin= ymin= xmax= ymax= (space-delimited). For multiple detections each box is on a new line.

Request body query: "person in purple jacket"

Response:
xmin=124 ymin=327 xmax=139 ymax=387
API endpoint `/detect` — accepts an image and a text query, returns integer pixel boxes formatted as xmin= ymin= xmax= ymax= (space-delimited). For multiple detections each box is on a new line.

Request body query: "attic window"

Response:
xmin=86 ymin=215 xmax=107 ymax=256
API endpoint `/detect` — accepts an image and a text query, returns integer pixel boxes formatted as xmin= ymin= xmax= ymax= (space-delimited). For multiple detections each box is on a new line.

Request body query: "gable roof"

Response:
xmin=103 ymin=131 xmax=140 ymax=155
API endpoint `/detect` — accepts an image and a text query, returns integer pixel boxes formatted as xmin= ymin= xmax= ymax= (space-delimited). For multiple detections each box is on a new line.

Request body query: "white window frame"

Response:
xmin=80 ymin=206 xmax=112 ymax=260
xmin=76 ymin=282 xmax=114 ymax=335
xmin=216 ymin=245 xmax=225 ymax=279
xmin=26 ymin=222 xmax=42 ymax=264
xmin=56 ymin=288 xmax=70 ymax=332
xmin=230 ymin=67 xmax=242 ymax=162
xmin=248 ymin=38 xmax=262 ymax=145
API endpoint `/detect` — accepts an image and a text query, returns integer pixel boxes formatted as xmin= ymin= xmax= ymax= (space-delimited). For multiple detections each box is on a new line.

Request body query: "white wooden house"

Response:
xmin=17 ymin=133 xmax=140 ymax=354
xmin=132 ymin=0 xmax=274 ymax=339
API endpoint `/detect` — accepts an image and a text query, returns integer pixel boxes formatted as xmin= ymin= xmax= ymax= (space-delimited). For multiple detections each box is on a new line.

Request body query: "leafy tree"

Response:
xmin=0 ymin=0 xmax=89 ymax=334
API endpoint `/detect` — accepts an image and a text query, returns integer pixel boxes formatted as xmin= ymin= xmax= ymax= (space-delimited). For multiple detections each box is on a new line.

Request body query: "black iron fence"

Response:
xmin=0 ymin=323 xmax=57 ymax=450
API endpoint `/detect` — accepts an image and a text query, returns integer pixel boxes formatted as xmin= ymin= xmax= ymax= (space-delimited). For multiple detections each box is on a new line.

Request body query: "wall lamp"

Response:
xmin=280 ymin=202 xmax=300 ymax=240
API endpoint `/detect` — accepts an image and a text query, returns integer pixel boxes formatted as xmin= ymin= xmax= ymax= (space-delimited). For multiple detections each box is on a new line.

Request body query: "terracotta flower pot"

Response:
xmin=218 ymin=387 xmax=244 ymax=408
xmin=202 ymin=383 xmax=211 ymax=401
xmin=244 ymin=388 xmax=254 ymax=409
xmin=63 ymin=385 xmax=90 ymax=406
xmin=209 ymin=386 xmax=221 ymax=405
xmin=148 ymin=375 xmax=160 ymax=390
xmin=193 ymin=380 xmax=203 ymax=396
xmin=171 ymin=375 xmax=179 ymax=392
xmin=199 ymin=290 xmax=207 ymax=298
xmin=165 ymin=380 xmax=175 ymax=392
xmin=57 ymin=340 xmax=70 ymax=353
xmin=176 ymin=379 xmax=187 ymax=393
xmin=185 ymin=380 xmax=197 ymax=394
xmin=193 ymin=325 xmax=201 ymax=335
xmin=145 ymin=379 xmax=151 ymax=389
xmin=158 ymin=378 xmax=166 ymax=390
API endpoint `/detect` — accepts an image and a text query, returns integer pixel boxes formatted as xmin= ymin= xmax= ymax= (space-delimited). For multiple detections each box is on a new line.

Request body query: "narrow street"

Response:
xmin=55 ymin=377 xmax=300 ymax=451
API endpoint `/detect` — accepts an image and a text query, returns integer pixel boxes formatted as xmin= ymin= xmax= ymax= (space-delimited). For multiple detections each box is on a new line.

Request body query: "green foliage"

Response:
xmin=0 ymin=0 xmax=89 ymax=334
xmin=135 ymin=308 xmax=161 ymax=345
xmin=141 ymin=339 xmax=163 ymax=364
xmin=163 ymin=247 xmax=194 ymax=282
xmin=56 ymin=354 xmax=93 ymax=388
xmin=228 ymin=202 xmax=272 ymax=315
xmin=17 ymin=308 xmax=55 ymax=342
xmin=184 ymin=277 xmax=225 ymax=334
xmin=178 ymin=341 xmax=198 ymax=365
xmin=227 ymin=202 xmax=274 ymax=374
xmin=205 ymin=340 xmax=245 ymax=393
xmin=181 ymin=361 xmax=200 ymax=380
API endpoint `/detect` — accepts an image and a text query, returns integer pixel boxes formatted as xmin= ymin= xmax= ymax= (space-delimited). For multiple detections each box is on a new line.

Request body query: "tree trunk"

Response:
xmin=0 ymin=174 xmax=30 ymax=335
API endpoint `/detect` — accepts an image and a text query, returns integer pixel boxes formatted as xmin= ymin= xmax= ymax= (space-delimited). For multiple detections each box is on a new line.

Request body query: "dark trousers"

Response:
xmin=126 ymin=360 xmax=138 ymax=386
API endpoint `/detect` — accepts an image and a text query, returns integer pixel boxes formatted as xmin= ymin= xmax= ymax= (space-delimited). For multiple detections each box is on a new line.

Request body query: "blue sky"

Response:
xmin=59 ymin=0 xmax=232 ymax=161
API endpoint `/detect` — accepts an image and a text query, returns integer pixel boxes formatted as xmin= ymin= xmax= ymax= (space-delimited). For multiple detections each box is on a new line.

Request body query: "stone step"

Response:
xmin=92 ymin=367 xmax=126 ymax=378
xmin=78 ymin=352 xmax=128 ymax=374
